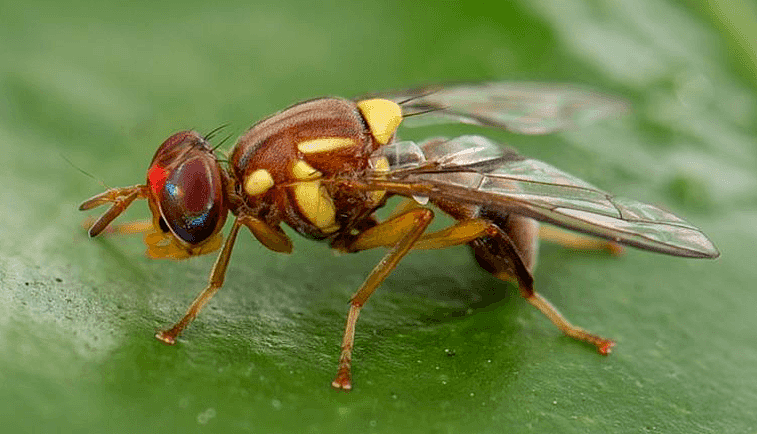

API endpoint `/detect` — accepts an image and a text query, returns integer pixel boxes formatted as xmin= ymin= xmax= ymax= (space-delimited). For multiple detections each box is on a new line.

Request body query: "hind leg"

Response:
xmin=472 ymin=215 xmax=615 ymax=355
xmin=539 ymin=225 xmax=624 ymax=256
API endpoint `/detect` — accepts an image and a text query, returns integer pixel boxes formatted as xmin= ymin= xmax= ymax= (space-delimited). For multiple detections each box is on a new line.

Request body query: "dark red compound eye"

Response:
xmin=158 ymin=152 xmax=225 ymax=244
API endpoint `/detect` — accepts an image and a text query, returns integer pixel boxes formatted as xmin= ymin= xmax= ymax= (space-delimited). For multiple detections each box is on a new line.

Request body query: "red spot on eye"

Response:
xmin=148 ymin=164 xmax=168 ymax=196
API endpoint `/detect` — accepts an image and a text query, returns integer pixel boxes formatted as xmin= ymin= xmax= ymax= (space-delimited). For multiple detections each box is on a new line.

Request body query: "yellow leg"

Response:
xmin=81 ymin=217 xmax=153 ymax=235
xmin=345 ymin=215 xmax=615 ymax=383
xmin=386 ymin=197 xmax=421 ymax=220
xmin=238 ymin=214 xmax=293 ymax=254
xmin=539 ymin=225 xmax=623 ymax=256
xmin=412 ymin=219 xmax=495 ymax=250
xmin=488 ymin=226 xmax=616 ymax=355
xmin=155 ymin=218 xmax=243 ymax=344
xmin=350 ymin=215 xmax=494 ymax=252
xmin=79 ymin=185 xmax=147 ymax=237
xmin=331 ymin=208 xmax=434 ymax=391
xmin=525 ymin=292 xmax=615 ymax=355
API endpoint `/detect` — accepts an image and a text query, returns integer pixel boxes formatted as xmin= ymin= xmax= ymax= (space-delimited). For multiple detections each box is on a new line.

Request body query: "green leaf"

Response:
xmin=1 ymin=0 xmax=755 ymax=432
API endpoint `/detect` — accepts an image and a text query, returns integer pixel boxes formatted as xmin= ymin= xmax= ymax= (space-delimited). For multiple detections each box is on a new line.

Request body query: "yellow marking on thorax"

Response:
xmin=368 ymin=156 xmax=389 ymax=204
xmin=291 ymin=160 xmax=322 ymax=180
xmin=244 ymin=169 xmax=275 ymax=196
xmin=357 ymin=98 xmax=402 ymax=145
xmin=292 ymin=182 xmax=339 ymax=233
xmin=297 ymin=137 xmax=356 ymax=154
xmin=372 ymin=156 xmax=390 ymax=173
xmin=290 ymin=159 xmax=339 ymax=233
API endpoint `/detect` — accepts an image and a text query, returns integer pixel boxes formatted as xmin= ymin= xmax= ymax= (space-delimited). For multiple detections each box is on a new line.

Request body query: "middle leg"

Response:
xmin=331 ymin=208 xmax=434 ymax=391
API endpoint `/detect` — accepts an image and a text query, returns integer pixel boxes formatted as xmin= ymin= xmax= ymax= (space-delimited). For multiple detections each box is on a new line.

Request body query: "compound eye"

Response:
xmin=159 ymin=154 xmax=224 ymax=244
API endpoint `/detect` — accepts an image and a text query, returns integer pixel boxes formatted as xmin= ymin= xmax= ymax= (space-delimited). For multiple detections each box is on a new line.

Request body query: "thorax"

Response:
xmin=229 ymin=97 xmax=386 ymax=240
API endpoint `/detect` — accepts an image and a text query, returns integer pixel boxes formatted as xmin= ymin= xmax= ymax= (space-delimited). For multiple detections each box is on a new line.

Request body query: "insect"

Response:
xmin=80 ymin=82 xmax=719 ymax=391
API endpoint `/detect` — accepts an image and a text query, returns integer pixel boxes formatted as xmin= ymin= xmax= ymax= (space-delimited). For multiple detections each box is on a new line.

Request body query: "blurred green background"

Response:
xmin=1 ymin=0 xmax=756 ymax=432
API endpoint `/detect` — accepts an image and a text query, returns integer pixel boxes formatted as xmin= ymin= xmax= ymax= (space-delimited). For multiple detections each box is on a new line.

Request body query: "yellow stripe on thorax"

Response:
xmin=290 ymin=159 xmax=339 ymax=233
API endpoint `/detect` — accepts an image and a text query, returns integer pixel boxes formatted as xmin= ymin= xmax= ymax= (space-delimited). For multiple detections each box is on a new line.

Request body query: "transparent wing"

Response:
xmin=368 ymin=82 xmax=629 ymax=135
xmin=364 ymin=136 xmax=719 ymax=259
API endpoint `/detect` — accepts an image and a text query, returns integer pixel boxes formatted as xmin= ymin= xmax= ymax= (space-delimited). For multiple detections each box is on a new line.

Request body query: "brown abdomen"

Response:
xmin=471 ymin=209 xmax=540 ymax=282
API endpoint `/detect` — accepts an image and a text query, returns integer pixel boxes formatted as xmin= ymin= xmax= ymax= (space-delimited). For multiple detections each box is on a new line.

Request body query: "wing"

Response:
xmin=361 ymin=136 xmax=719 ymax=259
xmin=368 ymin=82 xmax=629 ymax=135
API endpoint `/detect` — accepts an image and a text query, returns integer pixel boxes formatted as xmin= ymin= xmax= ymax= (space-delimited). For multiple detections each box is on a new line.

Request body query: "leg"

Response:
xmin=81 ymin=217 xmax=153 ymax=235
xmin=525 ymin=291 xmax=615 ymax=355
xmin=155 ymin=217 xmax=243 ymax=344
xmin=238 ymin=214 xmax=293 ymax=254
xmin=79 ymin=186 xmax=147 ymax=237
xmin=349 ymin=213 xmax=495 ymax=252
xmin=357 ymin=210 xmax=615 ymax=354
xmin=386 ymin=197 xmax=421 ymax=219
xmin=539 ymin=225 xmax=623 ymax=256
xmin=472 ymin=222 xmax=615 ymax=355
xmin=332 ymin=208 xmax=434 ymax=391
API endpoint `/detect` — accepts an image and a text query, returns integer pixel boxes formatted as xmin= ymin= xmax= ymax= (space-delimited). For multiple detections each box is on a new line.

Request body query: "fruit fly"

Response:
xmin=80 ymin=82 xmax=719 ymax=391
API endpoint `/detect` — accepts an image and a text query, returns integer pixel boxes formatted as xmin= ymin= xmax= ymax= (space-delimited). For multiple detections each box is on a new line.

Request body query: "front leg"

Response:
xmin=80 ymin=217 xmax=153 ymax=236
xmin=79 ymin=185 xmax=148 ymax=237
xmin=155 ymin=218 xmax=243 ymax=344
xmin=155 ymin=214 xmax=292 ymax=342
